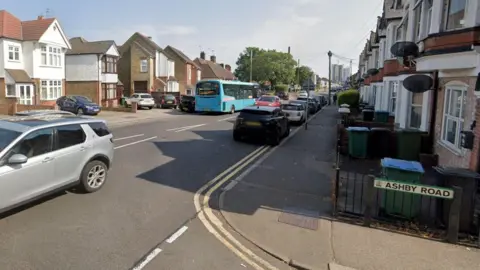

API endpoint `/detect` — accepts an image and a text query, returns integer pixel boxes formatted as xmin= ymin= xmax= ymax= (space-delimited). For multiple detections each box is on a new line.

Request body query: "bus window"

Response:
xmin=241 ymin=85 xmax=255 ymax=99
xmin=223 ymin=83 xmax=244 ymax=99
xmin=197 ymin=81 xmax=220 ymax=96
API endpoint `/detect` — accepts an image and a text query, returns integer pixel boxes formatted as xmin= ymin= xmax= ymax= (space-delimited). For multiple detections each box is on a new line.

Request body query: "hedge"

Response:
xmin=275 ymin=84 xmax=288 ymax=92
xmin=337 ymin=89 xmax=359 ymax=108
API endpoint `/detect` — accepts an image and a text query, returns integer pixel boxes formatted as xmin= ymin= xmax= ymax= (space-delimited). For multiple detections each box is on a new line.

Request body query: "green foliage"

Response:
xmin=295 ymin=65 xmax=314 ymax=85
xmin=338 ymin=89 xmax=360 ymax=108
xmin=275 ymin=84 xmax=288 ymax=92
xmin=234 ymin=47 xmax=297 ymax=87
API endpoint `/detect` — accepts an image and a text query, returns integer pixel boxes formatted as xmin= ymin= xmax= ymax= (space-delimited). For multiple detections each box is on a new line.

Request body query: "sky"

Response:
xmin=5 ymin=0 xmax=384 ymax=77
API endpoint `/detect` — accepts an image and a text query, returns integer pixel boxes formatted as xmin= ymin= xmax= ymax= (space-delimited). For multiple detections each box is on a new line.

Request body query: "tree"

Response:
xmin=295 ymin=65 xmax=314 ymax=85
xmin=234 ymin=48 xmax=296 ymax=87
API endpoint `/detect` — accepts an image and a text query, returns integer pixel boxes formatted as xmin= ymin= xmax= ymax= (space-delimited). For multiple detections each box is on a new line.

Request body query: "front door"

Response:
xmin=18 ymin=85 xmax=33 ymax=105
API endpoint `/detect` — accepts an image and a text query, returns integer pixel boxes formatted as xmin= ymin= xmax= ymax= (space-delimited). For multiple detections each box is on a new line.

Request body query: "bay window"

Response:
xmin=40 ymin=80 xmax=62 ymax=100
xmin=424 ymin=0 xmax=433 ymax=35
xmin=102 ymin=56 xmax=117 ymax=73
xmin=41 ymin=45 xmax=62 ymax=67
xmin=441 ymin=86 xmax=467 ymax=149
xmin=413 ymin=2 xmax=422 ymax=41
xmin=444 ymin=0 xmax=467 ymax=30
xmin=102 ymin=83 xmax=117 ymax=100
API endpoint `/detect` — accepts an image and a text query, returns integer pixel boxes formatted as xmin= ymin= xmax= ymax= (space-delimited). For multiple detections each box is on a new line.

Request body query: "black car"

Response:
xmin=158 ymin=94 xmax=178 ymax=109
xmin=233 ymin=106 xmax=290 ymax=146
xmin=297 ymin=97 xmax=320 ymax=112
xmin=275 ymin=91 xmax=288 ymax=100
xmin=291 ymin=100 xmax=316 ymax=114
xmin=179 ymin=95 xmax=196 ymax=113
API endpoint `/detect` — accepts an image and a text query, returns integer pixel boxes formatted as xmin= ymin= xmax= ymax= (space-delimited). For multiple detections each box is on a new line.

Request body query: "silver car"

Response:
xmin=0 ymin=114 xmax=114 ymax=213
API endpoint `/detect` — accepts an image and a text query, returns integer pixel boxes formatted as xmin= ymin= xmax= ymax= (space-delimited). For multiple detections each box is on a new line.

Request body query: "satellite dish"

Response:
xmin=402 ymin=75 xmax=433 ymax=93
xmin=390 ymin=42 xmax=419 ymax=57
xmin=366 ymin=68 xmax=379 ymax=76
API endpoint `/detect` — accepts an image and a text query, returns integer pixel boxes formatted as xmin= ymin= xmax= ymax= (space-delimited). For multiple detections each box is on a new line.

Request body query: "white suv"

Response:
xmin=298 ymin=91 xmax=309 ymax=98
xmin=0 ymin=115 xmax=114 ymax=213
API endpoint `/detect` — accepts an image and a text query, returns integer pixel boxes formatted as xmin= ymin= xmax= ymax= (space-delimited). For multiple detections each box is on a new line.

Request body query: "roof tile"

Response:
xmin=67 ymin=37 xmax=116 ymax=55
xmin=0 ymin=10 xmax=55 ymax=41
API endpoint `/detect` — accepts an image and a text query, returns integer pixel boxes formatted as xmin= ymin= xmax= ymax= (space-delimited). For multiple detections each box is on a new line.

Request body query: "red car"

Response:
xmin=255 ymin=96 xmax=281 ymax=107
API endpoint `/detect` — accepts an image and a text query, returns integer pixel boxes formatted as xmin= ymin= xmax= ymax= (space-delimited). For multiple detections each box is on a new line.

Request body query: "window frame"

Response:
xmin=8 ymin=45 xmax=20 ymax=61
xmin=440 ymin=84 xmax=467 ymax=151
xmin=140 ymin=59 xmax=148 ymax=73
xmin=40 ymin=45 xmax=62 ymax=67
xmin=408 ymin=92 xmax=423 ymax=129
xmin=5 ymin=84 xmax=16 ymax=98
xmin=2 ymin=128 xmax=55 ymax=162
xmin=101 ymin=83 xmax=117 ymax=100
xmin=54 ymin=124 xmax=86 ymax=151
xmin=40 ymin=80 xmax=62 ymax=100
xmin=102 ymin=56 xmax=117 ymax=73
xmin=443 ymin=0 xmax=467 ymax=31
xmin=413 ymin=1 xmax=423 ymax=41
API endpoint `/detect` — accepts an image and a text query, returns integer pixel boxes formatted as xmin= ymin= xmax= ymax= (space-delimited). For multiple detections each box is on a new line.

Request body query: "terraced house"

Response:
xmin=65 ymin=37 xmax=120 ymax=106
xmin=358 ymin=0 xmax=480 ymax=171
xmin=0 ymin=10 xmax=71 ymax=106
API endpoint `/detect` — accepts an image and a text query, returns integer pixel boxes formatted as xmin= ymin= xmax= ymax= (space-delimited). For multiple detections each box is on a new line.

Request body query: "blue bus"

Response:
xmin=195 ymin=80 xmax=257 ymax=113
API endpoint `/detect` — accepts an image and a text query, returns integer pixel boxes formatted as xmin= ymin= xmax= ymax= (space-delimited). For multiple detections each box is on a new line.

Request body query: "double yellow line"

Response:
xmin=193 ymin=145 xmax=278 ymax=270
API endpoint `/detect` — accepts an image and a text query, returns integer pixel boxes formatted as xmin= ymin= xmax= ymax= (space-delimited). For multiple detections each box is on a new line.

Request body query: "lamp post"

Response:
xmin=328 ymin=51 xmax=332 ymax=105
xmin=250 ymin=50 xmax=253 ymax=82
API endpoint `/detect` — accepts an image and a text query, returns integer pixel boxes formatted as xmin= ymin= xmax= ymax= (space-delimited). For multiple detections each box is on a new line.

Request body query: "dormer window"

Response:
xmin=8 ymin=45 xmax=20 ymax=61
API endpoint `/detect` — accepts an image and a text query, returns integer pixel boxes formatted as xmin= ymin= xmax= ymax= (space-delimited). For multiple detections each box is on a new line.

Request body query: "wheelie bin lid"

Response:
xmin=371 ymin=127 xmax=391 ymax=131
xmin=362 ymin=109 xmax=374 ymax=112
xmin=346 ymin=127 xmax=369 ymax=132
xmin=395 ymin=129 xmax=426 ymax=134
xmin=381 ymin=158 xmax=424 ymax=173
xmin=374 ymin=110 xmax=389 ymax=113
xmin=433 ymin=166 xmax=480 ymax=179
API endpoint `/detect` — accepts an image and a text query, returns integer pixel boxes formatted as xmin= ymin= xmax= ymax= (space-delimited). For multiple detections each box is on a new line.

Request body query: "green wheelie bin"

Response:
xmin=380 ymin=158 xmax=425 ymax=219
xmin=347 ymin=127 xmax=370 ymax=158
xmin=374 ymin=110 xmax=389 ymax=123
xmin=396 ymin=129 xmax=423 ymax=161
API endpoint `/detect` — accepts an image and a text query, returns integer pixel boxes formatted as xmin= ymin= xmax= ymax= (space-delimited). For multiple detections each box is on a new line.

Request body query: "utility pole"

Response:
xmin=249 ymin=50 xmax=253 ymax=82
xmin=328 ymin=51 xmax=332 ymax=105
xmin=305 ymin=79 xmax=310 ymax=130
xmin=296 ymin=59 xmax=300 ymax=91
xmin=349 ymin=59 xmax=353 ymax=87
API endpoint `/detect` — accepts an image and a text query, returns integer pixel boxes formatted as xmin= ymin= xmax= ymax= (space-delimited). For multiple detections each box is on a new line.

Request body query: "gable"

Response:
xmin=38 ymin=20 xmax=71 ymax=49
xmin=105 ymin=44 xmax=119 ymax=57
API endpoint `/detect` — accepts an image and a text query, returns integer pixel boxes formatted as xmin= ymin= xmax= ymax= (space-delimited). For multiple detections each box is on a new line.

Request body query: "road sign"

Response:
xmin=373 ymin=178 xmax=454 ymax=199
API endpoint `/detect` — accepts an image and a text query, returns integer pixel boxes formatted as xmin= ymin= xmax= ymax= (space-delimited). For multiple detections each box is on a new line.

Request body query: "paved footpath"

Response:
xmin=219 ymin=106 xmax=480 ymax=270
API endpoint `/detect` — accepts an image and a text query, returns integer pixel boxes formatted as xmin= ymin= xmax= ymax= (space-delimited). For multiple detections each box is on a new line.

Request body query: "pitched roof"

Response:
xmin=120 ymin=32 xmax=174 ymax=59
xmin=164 ymin=45 xmax=200 ymax=69
xmin=194 ymin=58 xmax=235 ymax=80
xmin=5 ymin=69 xmax=32 ymax=83
xmin=67 ymin=37 xmax=116 ymax=55
xmin=0 ymin=10 xmax=56 ymax=41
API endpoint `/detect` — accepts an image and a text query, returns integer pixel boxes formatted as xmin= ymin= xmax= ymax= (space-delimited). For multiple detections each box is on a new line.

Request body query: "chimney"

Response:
xmin=38 ymin=15 xmax=44 ymax=20
xmin=288 ymin=46 xmax=290 ymax=54
xmin=210 ymin=55 xmax=216 ymax=63
xmin=200 ymin=51 xmax=206 ymax=60
xmin=219 ymin=63 xmax=224 ymax=68
xmin=225 ymin=64 xmax=231 ymax=71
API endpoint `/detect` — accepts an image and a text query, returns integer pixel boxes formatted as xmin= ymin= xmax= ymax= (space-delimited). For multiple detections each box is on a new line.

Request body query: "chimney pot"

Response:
xmin=200 ymin=51 xmax=206 ymax=60
xmin=38 ymin=15 xmax=44 ymax=20
xmin=210 ymin=55 xmax=216 ymax=63
xmin=220 ymin=63 xmax=224 ymax=68
xmin=225 ymin=64 xmax=231 ymax=71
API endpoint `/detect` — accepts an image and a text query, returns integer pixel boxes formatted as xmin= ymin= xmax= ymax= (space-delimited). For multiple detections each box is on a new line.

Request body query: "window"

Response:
xmin=425 ymin=0 xmax=433 ymax=35
xmin=441 ymin=86 xmax=467 ymax=149
xmin=395 ymin=0 xmax=403 ymax=9
xmin=101 ymin=83 xmax=117 ymax=100
xmin=395 ymin=25 xmax=403 ymax=42
xmin=102 ymin=56 xmax=117 ymax=73
xmin=8 ymin=45 xmax=20 ymax=61
xmin=414 ymin=3 xmax=422 ymax=40
xmin=40 ymin=45 xmax=62 ymax=67
xmin=9 ymin=128 xmax=54 ymax=159
xmin=196 ymin=81 xmax=219 ymax=95
xmin=187 ymin=66 xmax=192 ymax=83
xmin=6 ymin=84 xmax=16 ymax=97
xmin=445 ymin=0 xmax=467 ymax=30
xmin=389 ymin=81 xmax=398 ymax=114
xmin=0 ymin=128 xmax=21 ymax=153
xmin=140 ymin=59 xmax=148 ymax=72
xmin=40 ymin=80 xmax=62 ymax=100
xmin=375 ymin=50 xmax=379 ymax=68
xmin=409 ymin=92 xmax=423 ymax=129
xmin=56 ymin=125 xmax=86 ymax=150
xmin=88 ymin=122 xmax=111 ymax=137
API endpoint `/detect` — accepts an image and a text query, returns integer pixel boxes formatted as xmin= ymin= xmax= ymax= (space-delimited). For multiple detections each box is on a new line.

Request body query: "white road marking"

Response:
xmin=113 ymin=134 xmax=144 ymax=141
xmin=167 ymin=124 xmax=206 ymax=132
xmin=166 ymin=226 xmax=188 ymax=244
xmin=132 ymin=248 xmax=162 ymax=270
xmin=174 ymin=124 xmax=206 ymax=132
xmin=114 ymin=136 xmax=157 ymax=149
xmin=217 ymin=116 xmax=237 ymax=122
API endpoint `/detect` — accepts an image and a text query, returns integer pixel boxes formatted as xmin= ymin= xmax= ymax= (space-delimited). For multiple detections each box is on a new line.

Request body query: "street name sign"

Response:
xmin=373 ymin=178 xmax=454 ymax=199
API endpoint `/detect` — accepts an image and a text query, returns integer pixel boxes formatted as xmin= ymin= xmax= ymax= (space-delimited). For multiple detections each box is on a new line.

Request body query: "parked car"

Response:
xmin=15 ymin=110 xmax=75 ymax=117
xmin=56 ymin=96 xmax=101 ymax=115
xmin=125 ymin=93 xmax=155 ymax=109
xmin=275 ymin=91 xmax=289 ymax=100
xmin=298 ymin=91 xmax=309 ymax=98
xmin=290 ymin=100 xmax=316 ymax=115
xmin=254 ymin=95 xmax=282 ymax=107
xmin=0 ymin=115 xmax=114 ymax=214
xmin=280 ymin=103 xmax=305 ymax=124
xmin=179 ymin=95 xmax=196 ymax=113
xmin=158 ymin=94 xmax=178 ymax=109
xmin=233 ymin=106 xmax=290 ymax=146
xmin=297 ymin=97 xmax=320 ymax=112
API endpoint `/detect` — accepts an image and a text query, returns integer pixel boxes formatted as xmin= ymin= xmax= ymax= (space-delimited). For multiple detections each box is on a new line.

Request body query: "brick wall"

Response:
xmin=433 ymin=76 xmax=477 ymax=169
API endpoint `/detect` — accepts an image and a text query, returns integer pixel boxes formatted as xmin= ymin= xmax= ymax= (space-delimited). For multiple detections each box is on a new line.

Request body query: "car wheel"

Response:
xmin=148 ymin=106 xmax=153 ymax=110
xmin=78 ymin=160 xmax=108 ymax=193
xmin=174 ymin=106 xmax=178 ymax=110
xmin=230 ymin=105 xmax=235 ymax=114
xmin=77 ymin=108 xmax=84 ymax=115
xmin=267 ymin=130 xmax=280 ymax=146
xmin=284 ymin=124 xmax=290 ymax=137
xmin=233 ymin=132 xmax=242 ymax=141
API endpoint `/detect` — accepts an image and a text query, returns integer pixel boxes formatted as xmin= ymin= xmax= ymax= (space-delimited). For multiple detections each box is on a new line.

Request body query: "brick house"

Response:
xmin=65 ymin=37 xmax=120 ymax=106
xmin=117 ymin=32 xmax=178 ymax=95
xmin=193 ymin=51 xmax=235 ymax=81
xmin=164 ymin=45 xmax=201 ymax=95
xmin=0 ymin=10 xmax=71 ymax=106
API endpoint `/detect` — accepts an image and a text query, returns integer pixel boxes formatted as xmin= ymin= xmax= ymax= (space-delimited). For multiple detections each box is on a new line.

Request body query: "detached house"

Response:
xmin=194 ymin=51 xmax=235 ymax=81
xmin=164 ymin=45 xmax=201 ymax=95
xmin=65 ymin=37 xmax=120 ymax=106
xmin=0 ymin=10 xmax=71 ymax=106
xmin=117 ymin=32 xmax=178 ymax=95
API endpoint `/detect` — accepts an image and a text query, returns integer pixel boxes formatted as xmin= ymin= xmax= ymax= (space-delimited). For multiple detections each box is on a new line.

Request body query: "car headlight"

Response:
xmin=85 ymin=106 xmax=93 ymax=109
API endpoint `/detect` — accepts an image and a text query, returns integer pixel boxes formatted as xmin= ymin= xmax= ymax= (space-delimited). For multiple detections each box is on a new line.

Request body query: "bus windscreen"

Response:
xmin=197 ymin=81 xmax=220 ymax=96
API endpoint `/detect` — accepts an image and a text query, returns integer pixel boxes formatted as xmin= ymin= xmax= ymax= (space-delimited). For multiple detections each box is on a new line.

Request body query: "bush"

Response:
xmin=275 ymin=84 xmax=288 ymax=92
xmin=337 ymin=89 xmax=359 ymax=108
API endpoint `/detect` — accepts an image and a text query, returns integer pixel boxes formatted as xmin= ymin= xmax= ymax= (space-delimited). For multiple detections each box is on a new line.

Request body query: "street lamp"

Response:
xmin=328 ymin=51 xmax=332 ymax=105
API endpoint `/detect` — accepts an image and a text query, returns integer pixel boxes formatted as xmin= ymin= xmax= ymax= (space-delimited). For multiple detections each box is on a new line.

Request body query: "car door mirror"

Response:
xmin=8 ymin=154 xmax=28 ymax=165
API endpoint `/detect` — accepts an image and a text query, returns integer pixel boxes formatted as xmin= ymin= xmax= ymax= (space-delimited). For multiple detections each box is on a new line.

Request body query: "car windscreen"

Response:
xmin=74 ymin=96 xmax=92 ymax=103
xmin=140 ymin=94 xmax=152 ymax=98
xmin=164 ymin=95 xmax=175 ymax=100
xmin=258 ymin=96 xmax=275 ymax=102
xmin=0 ymin=128 xmax=21 ymax=152
xmin=281 ymin=104 xmax=301 ymax=111
xmin=197 ymin=81 xmax=220 ymax=96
